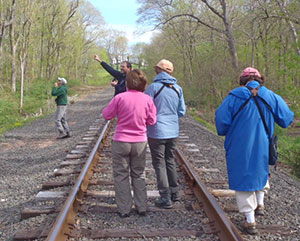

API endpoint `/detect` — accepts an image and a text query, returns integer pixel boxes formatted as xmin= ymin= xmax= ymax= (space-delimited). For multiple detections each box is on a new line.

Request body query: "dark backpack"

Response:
xmin=154 ymin=83 xmax=180 ymax=99
xmin=232 ymin=85 xmax=278 ymax=168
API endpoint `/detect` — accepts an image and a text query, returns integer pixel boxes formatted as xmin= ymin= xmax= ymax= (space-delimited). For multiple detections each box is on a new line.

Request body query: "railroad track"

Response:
xmin=13 ymin=117 xmax=292 ymax=241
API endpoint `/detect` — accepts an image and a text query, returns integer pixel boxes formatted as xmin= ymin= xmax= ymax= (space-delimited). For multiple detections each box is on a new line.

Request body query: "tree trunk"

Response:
xmin=0 ymin=0 xmax=16 ymax=84
xmin=276 ymin=0 xmax=300 ymax=56
xmin=20 ymin=61 xmax=25 ymax=112
xmin=220 ymin=1 xmax=238 ymax=70
xmin=9 ymin=15 xmax=17 ymax=92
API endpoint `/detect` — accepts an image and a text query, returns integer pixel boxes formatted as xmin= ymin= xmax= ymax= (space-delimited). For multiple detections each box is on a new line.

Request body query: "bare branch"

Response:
xmin=200 ymin=0 xmax=224 ymax=20
xmin=63 ymin=0 xmax=79 ymax=29
xmin=158 ymin=13 xmax=225 ymax=34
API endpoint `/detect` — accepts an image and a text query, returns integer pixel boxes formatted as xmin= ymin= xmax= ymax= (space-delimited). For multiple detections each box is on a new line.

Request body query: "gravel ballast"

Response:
xmin=0 ymin=87 xmax=113 ymax=241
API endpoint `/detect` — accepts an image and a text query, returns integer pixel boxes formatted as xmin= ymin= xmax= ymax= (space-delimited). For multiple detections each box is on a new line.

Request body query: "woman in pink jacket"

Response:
xmin=102 ymin=69 xmax=157 ymax=218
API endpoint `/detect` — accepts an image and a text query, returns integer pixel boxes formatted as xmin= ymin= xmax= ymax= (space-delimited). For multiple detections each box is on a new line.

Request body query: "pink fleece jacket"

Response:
xmin=102 ymin=90 xmax=157 ymax=142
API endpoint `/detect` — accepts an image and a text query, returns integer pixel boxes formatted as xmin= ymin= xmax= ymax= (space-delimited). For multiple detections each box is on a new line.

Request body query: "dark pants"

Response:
xmin=148 ymin=138 xmax=179 ymax=199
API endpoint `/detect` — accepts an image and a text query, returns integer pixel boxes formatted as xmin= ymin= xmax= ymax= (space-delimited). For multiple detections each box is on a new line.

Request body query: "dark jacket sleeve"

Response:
xmin=100 ymin=61 xmax=123 ymax=81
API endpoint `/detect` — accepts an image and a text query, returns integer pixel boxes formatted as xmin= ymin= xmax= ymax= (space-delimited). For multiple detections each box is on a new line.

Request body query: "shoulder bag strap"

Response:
xmin=232 ymin=95 xmax=252 ymax=121
xmin=256 ymin=96 xmax=274 ymax=115
xmin=253 ymin=96 xmax=271 ymax=138
xmin=154 ymin=84 xmax=166 ymax=99
xmin=154 ymin=83 xmax=180 ymax=99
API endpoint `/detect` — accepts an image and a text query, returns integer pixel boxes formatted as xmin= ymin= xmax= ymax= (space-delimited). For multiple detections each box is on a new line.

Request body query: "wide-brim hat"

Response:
xmin=155 ymin=59 xmax=173 ymax=73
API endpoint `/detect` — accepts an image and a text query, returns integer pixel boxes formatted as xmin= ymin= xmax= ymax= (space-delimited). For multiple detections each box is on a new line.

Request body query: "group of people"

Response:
xmin=95 ymin=54 xmax=186 ymax=217
xmin=52 ymin=54 xmax=294 ymax=235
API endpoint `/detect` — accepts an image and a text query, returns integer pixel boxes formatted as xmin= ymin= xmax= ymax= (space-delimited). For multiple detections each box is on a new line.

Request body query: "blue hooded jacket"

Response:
xmin=215 ymin=81 xmax=294 ymax=191
xmin=145 ymin=72 xmax=186 ymax=139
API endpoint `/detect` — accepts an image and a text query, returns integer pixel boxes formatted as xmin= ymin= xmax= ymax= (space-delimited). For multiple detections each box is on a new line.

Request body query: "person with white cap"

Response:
xmin=51 ymin=77 xmax=71 ymax=139
xmin=215 ymin=67 xmax=294 ymax=234
xmin=145 ymin=59 xmax=186 ymax=209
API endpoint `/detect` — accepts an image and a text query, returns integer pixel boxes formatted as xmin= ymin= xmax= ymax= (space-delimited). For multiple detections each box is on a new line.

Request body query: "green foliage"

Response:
xmin=189 ymin=108 xmax=217 ymax=134
xmin=278 ymin=134 xmax=300 ymax=178
xmin=0 ymin=93 xmax=19 ymax=133
xmin=0 ymin=79 xmax=94 ymax=134
xmin=87 ymin=71 xmax=112 ymax=86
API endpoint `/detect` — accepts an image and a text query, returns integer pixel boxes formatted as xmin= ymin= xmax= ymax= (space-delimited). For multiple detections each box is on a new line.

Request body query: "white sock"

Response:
xmin=256 ymin=191 xmax=265 ymax=206
xmin=245 ymin=211 xmax=255 ymax=223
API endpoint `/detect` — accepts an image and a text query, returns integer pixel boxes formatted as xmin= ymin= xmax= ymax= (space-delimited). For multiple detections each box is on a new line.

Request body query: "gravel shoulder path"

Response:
xmin=0 ymin=86 xmax=113 ymax=241
xmin=180 ymin=115 xmax=300 ymax=241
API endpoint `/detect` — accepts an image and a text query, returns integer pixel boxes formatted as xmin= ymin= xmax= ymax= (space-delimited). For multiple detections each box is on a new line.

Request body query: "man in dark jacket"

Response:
xmin=51 ymin=77 xmax=71 ymax=139
xmin=94 ymin=54 xmax=132 ymax=96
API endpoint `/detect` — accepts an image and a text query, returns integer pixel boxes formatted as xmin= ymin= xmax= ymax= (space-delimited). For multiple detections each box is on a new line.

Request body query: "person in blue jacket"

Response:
xmin=215 ymin=67 xmax=294 ymax=234
xmin=145 ymin=59 xmax=186 ymax=209
xmin=94 ymin=54 xmax=132 ymax=96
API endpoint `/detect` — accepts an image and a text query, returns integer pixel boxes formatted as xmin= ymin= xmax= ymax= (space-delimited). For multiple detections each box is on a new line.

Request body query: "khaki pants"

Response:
xmin=111 ymin=141 xmax=147 ymax=214
xmin=55 ymin=105 xmax=69 ymax=134
xmin=235 ymin=180 xmax=270 ymax=213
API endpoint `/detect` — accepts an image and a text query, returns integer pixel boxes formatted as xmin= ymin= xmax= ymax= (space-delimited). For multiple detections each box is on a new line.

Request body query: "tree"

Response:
xmin=131 ymin=42 xmax=147 ymax=68
xmin=18 ymin=0 xmax=33 ymax=111
xmin=276 ymin=0 xmax=300 ymax=56
xmin=8 ymin=0 xmax=17 ymax=92
xmin=0 ymin=0 xmax=15 ymax=84
xmin=137 ymin=0 xmax=240 ymax=70
xmin=102 ymin=29 xmax=128 ymax=64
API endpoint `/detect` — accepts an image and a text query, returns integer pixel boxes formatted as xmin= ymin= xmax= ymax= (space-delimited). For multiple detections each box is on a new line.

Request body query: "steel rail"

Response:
xmin=175 ymin=148 xmax=244 ymax=241
xmin=46 ymin=120 xmax=111 ymax=241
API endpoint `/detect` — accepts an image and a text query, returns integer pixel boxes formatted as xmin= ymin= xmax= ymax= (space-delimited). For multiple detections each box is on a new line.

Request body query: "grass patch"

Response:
xmin=0 ymin=75 xmax=110 ymax=135
xmin=188 ymin=107 xmax=217 ymax=133
xmin=0 ymin=95 xmax=20 ymax=133
xmin=278 ymin=133 xmax=300 ymax=178
xmin=87 ymin=71 xmax=112 ymax=86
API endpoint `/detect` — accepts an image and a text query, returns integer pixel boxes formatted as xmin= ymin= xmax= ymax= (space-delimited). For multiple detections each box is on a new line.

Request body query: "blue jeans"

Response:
xmin=148 ymin=138 xmax=179 ymax=199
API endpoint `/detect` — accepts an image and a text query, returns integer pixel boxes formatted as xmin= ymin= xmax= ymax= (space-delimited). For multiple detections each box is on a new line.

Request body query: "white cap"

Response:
xmin=58 ymin=77 xmax=67 ymax=84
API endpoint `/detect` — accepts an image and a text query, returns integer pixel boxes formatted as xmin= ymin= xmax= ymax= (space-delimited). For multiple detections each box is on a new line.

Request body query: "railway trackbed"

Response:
xmin=13 ymin=117 xmax=294 ymax=241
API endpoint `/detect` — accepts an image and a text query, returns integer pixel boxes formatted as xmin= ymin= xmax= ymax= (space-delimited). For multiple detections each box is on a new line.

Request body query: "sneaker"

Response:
xmin=171 ymin=192 xmax=180 ymax=202
xmin=154 ymin=197 xmax=172 ymax=209
xmin=255 ymin=205 xmax=265 ymax=216
xmin=243 ymin=221 xmax=258 ymax=235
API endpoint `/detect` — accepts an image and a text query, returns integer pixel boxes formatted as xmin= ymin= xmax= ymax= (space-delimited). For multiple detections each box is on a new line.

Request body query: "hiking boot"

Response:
xmin=57 ymin=132 xmax=68 ymax=139
xmin=137 ymin=211 xmax=147 ymax=217
xmin=171 ymin=192 xmax=180 ymax=202
xmin=243 ymin=221 xmax=258 ymax=235
xmin=118 ymin=212 xmax=130 ymax=218
xmin=255 ymin=205 xmax=265 ymax=216
xmin=155 ymin=197 xmax=172 ymax=209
